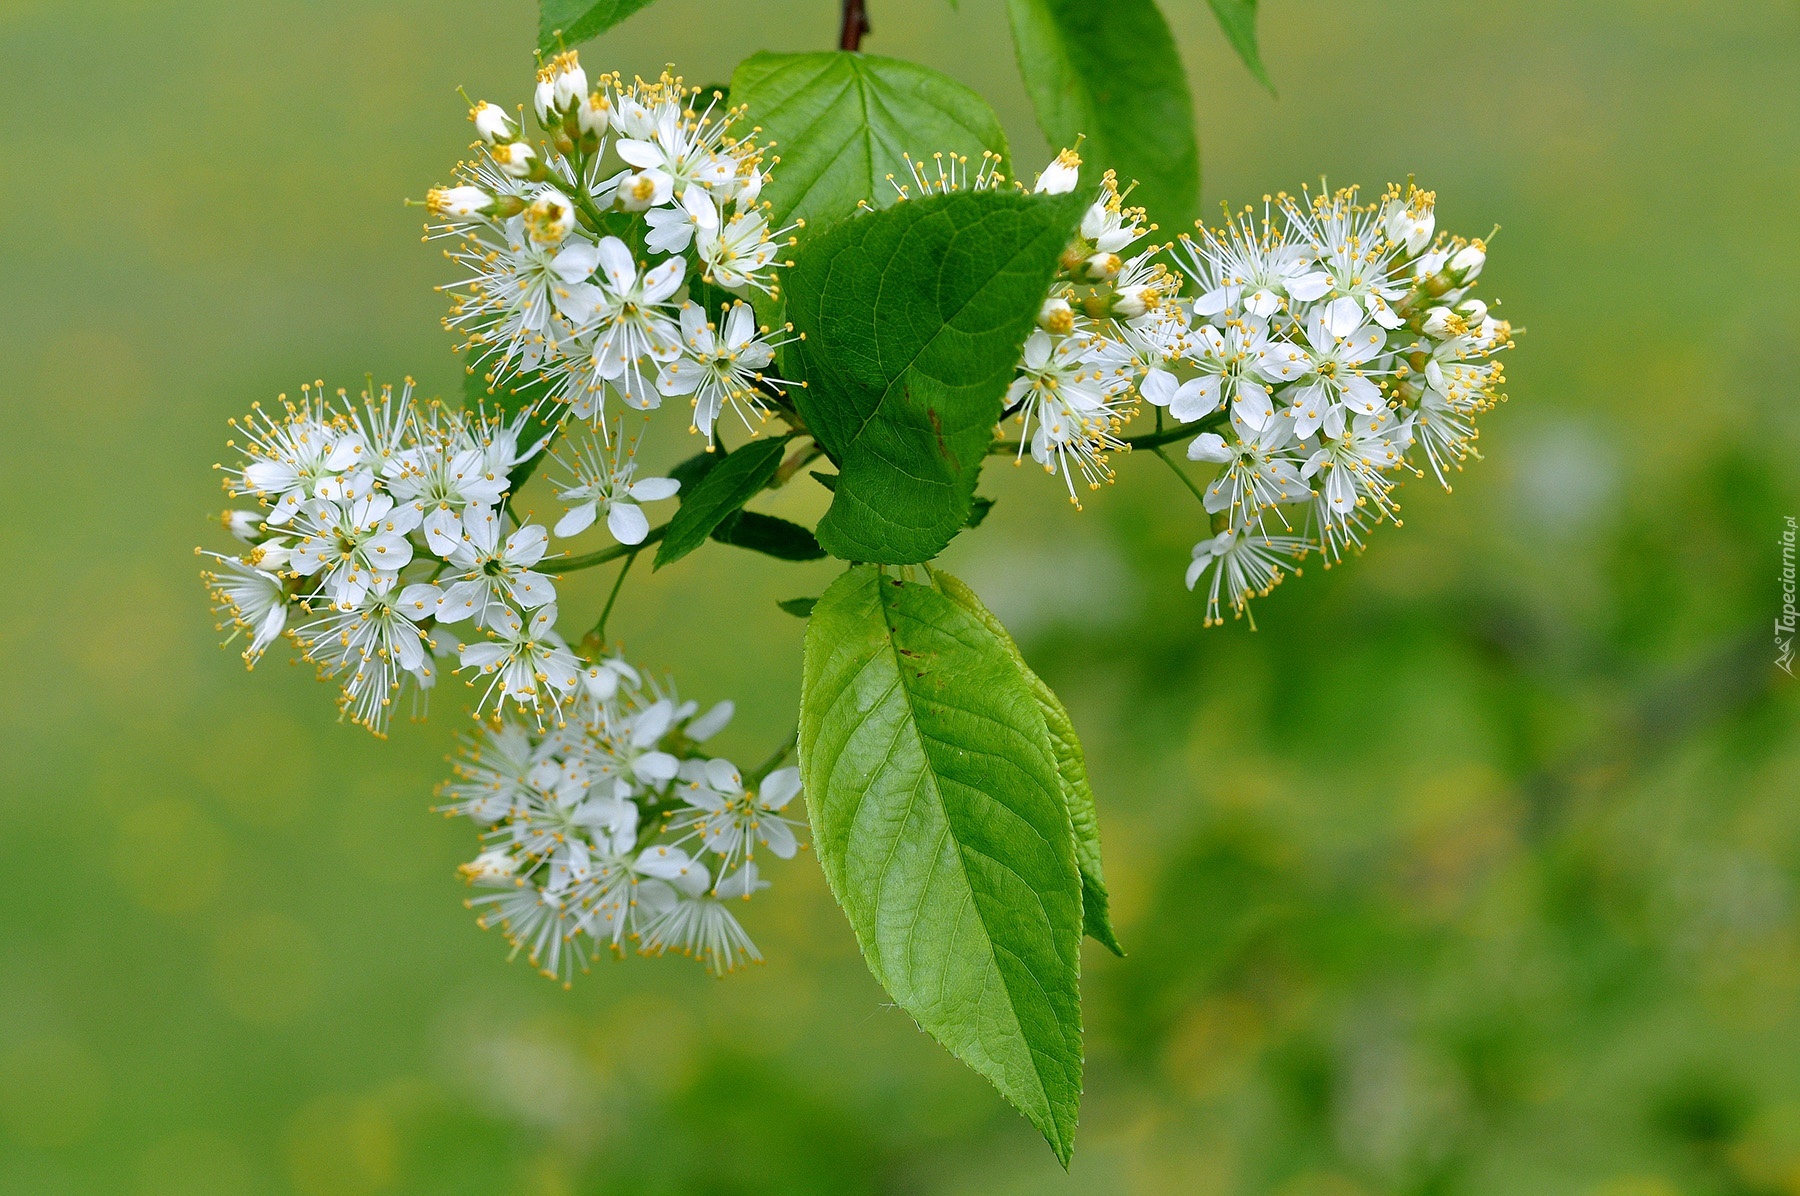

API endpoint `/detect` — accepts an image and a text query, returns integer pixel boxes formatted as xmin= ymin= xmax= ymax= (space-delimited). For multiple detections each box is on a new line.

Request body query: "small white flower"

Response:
xmin=656 ymin=302 xmax=788 ymax=444
xmin=695 ymin=207 xmax=785 ymax=293
xmin=549 ymin=425 xmax=680 ymax=543
xmin=1184 ymin=527 xmax=1309 ymax=627
xmin=1033 ymin=147 xmax=1082 ymax=195
xmin=553 ymin=236 xmax=685 ymax=414
xmin=199 ymin=554 xmax=290 ymax=666
xmin=458 ymin=603 xmax=581 ymax=722
xmin=489 ymin=140 xmax=536 ymax=179
xmin=434 ymin=512 xmax=557 ymax=627
xmin=1188 ymin=413 xmax=1313 ymax=527
xmin=668 ymin=760 xmax=803 ymax=876
xmin=288 ymin=489 xmax=421 ymax=607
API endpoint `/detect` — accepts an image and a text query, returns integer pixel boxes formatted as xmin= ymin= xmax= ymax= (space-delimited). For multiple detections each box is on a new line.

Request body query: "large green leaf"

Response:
xmin=786 ymin=188 xmax=1086 ymax=564
xmin=800 ymin=564 xmax=1082 ymax=1162
xmin=931 ymin=569 xmax=1122 ymax=956
xmin=1006 ymin=0 xmax=1200 ymax=232
xmin=653 ymin=435 xmax=788 ymax=568
xmin=1206 ymin=0 xmax=1275 ymax=94
xmin=729 ymin=52 xmax=1010 ymax=235
xmin=464 ymin=353 xmax=562 ymax=492
xmin=538 ymin=0 xmax=658 ymax=52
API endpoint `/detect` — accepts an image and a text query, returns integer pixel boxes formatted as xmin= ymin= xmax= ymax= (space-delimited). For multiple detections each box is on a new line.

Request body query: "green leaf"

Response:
xmin=729 ymin=52 xmax=1010 ymax=235
xmin=966 ymin=495 xmax=996 ymax=529
xmin=1205 ymin=0 xmax=1275 ymax=94
xmin=538 ymin=0 xmax=658 ymax=51
xmin=777 ymin=596 xmax=818 ymax=618
xmin=809 ymin=470 xmax=838 ymax=492
xmin=711 ymin=511 xmax=825 ymax=561
xmin=801 ymin=565 xmax=1083 ymax=1162
xmin=654 ymin=436 xmax=788 ymax=569
xmin=930 ymin=570 xmax=1122 ymax=956
xmin=787 ymin=188 xmax=1087 ymax=564
xmin=464 ymin=353 xmax=562 ymax=492
xmin=1005 ymin=0 xmax=1200 ymax=232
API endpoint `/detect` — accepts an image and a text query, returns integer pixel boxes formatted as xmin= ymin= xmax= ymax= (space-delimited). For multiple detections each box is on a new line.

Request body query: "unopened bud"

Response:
xmin=222 ymin=509 xmax=263 ymax=541
xmin=578 ymin=91 xmax=610 ymax=137
xmin=458 ymin=848 xmax=518 ymax=884
xmin=1112 ymin=285 xmax=1152 ymax=318
xmin=1084 ymin=252 xmax=1122 ymax=283
xmin=533 ymin=77 xmax=557 ymax=126
xmin=553 ymin=62 xmax=589 ymax=113
xmin=1450 ymin=242 xmax=1486 ymax=280
xmin=490 ymin=141 xmax=536 ymax=179
xmin=1456 ymin=297 xmax=1488 ymax=325
xmin=427 ymin=185 xmax=494 ymax=219
xmin=1038 ymin=297 xmax=1074 ymax=335
xmin=618 ymin=172 xmax=660 ymax=211
xmin=471 ymin=101 xmax=514 ymax=145
xmin=249 ymin=537 xmax=292 ymax=572
xmin=1420 ymin=307 xmax=1463 ymax=338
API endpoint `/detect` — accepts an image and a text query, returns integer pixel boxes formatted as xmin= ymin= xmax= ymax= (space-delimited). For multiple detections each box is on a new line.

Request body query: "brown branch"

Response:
xmin=839 ymin=0 xmax=869 ymax=50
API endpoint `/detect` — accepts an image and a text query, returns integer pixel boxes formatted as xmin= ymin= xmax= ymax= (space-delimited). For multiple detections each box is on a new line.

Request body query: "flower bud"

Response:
xmin=1038 ymin=296 xmax=1074 ymax=335
xmin=221 ymin=509 xmax=263 ymax=542
xmin=470 ymin=101 xmax=514 ymax=145
xmin=427 ymin=185 xmax=494 ymax=219
xmin=1083 ymin=251 xmax=1123 ymax=283
xmin=578 ymin=91 xmax=610 ymax=137
xmin=533 ymin=77 xmax=557 ymax=126
xmin=249 ymin=537 xmax=292 ymax=573
xmin=458 ymin=848 xmax=518 ymax=884
xmin=1112 ymin=285 xmax=1152 ymax=318
xmin=1034 ymin=147 xmax=1082 ymax=195
xmin=1456 ymin=297 xmax=1488 ymax=325
xmin=1420 ymin=307 xmax=1463 ymax=338
xmin=618 ymin=171 xmax=661 ymax=211
xmin=523 ymin=187 xmax=576 ymax=246
xmin=490 ymin=141 xmax=536 ymax=180
xmin=1450 ymin=241 xmax=1486 ymax=280
xmin=553 ymin=61 xmax=589 ymax=113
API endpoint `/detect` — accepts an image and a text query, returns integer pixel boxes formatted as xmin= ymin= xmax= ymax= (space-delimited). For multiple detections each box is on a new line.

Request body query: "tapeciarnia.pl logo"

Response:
xmin=1779 ymin=515 xmax=1796 ymax=675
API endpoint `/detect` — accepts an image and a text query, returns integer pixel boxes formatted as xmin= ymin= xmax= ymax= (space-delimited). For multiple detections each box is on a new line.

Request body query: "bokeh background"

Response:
xmin=4 ymin=0 xmax=1799 ymax=1191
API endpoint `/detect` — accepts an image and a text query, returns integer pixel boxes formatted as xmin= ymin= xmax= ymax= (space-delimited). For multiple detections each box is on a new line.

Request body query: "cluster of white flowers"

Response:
xmin=202 ymin=380 xmax=688 ymax=735
xmin=1002 ymin=160 xmax=1511 ymax=625
xmin=441 ymin=665 xmax=801 ymax=982
xmin=428 ymin=53 xmax=798 ymax=445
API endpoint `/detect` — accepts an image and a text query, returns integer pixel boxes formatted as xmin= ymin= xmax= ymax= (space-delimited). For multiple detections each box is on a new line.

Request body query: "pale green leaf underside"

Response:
xmin=729 ymin=51 xmax=1010 ymax=236
xmin=931 ymin=569 xmax=1121 ymax=956
xmin=800 ymin=564 xmax=1082 ymax=1163
xmin=537 ymin=0 xmax=659 ymax=51
xmin=1005 ymin=0 xmax=1200 ymax=233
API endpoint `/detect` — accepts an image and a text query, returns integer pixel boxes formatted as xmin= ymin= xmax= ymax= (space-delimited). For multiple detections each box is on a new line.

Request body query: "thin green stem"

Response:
xmin=545 ymin=524 xmax=667 ymax=574
xmin=1152 ymin=443 xmax=1211 ymax=507
xmin=745 ymin=729 xmax=799 ymax=787
xmin=589 ymin=549 xmax=638 ymax=647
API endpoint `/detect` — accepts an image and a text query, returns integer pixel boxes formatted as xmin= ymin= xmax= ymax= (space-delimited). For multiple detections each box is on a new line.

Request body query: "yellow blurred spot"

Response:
xmin=283 ymin=1093 xmax=397 ymax=1196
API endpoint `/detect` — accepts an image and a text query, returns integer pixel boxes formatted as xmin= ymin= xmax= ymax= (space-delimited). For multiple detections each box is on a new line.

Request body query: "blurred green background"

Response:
xmin=3 ymin=0 xmax=1799 ymax=1191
